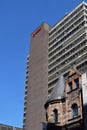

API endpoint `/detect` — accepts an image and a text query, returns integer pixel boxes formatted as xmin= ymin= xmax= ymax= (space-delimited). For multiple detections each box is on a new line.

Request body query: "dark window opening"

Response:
xmin=74 ymin=78 xmax=79 ymax=88
xmin=68 ymin=82 xmax=72 ymax=92
xmin=53 ymin=109 xmax=58 ymax=123
xmin=46 ymin=112 xmax=48 ymax=121
xmin=72 ymin=104 xmax=78 ymax=117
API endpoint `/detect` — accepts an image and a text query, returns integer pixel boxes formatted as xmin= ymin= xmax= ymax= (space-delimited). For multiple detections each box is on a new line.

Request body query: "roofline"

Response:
xmin=0 ymin=123 xmax=22 ymax=129
xmin=49 ymin=1 xmax=87 ymax=33
xmin=44 ymin=96 xmax=65 ymax=109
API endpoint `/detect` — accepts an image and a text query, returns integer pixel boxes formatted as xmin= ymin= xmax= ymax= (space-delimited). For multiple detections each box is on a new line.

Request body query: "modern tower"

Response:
xmin=23 ymin=55 xmax=29 ymax=129
xmin=23 ymin=23 xmax=51 ymax=130
xmin=48 ymin=1 xmax=87 ymax=94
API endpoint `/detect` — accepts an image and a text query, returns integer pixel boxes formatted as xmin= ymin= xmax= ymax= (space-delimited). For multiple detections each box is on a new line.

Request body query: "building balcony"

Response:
xmin=48 ymin=50 xmax=87 ymax=79
xmin=48 ymin=56 xmax=87 ymax=84
xmin=49 ymin=7 xmax=84 ymax=42
xmin=48 ymin=32 xmax=86 ymax=64
xmin=49 ymin=14 xmax=85 ymax=51
xmin=49 ymin=9 xmax=84 ymax=48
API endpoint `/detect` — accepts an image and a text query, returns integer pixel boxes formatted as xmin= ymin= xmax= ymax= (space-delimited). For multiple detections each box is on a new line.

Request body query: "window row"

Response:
xmin=48 ymin=41 xmax=86 ymax=70
xmin=49 ymin=34 xmax=86 ymax=62
xmin=49 ymin=52 xmax=87 ymax=80
xmin=84 ymin=4 xmax=87 ymax=9
xmin=77 ymin=60 xmax=87 ymax=70
xmin=49 ymin=21 xmax=85 ymax=58
xmin=48 ymin=54 xmax=87 ymax=83
xmin=49 ymin=30 xmax=86 ymax=58
xmin=48 ymin=78 xmax=58 ymax=88
xmin=49 ymin=17 xmax=85 ymax=52
xmin=49 ymin=28 xmax=85 ymax=58
xmin=49 ymin=4 xmax=83 ymax=37
xmin=53 ymin=103 xmax=79 ymax=123
xmin=49 ymin=14 xmax=84 ymax=44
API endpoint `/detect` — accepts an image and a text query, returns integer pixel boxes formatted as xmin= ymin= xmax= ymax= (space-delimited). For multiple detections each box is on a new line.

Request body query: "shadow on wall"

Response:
xmin=83 ymin=104 xmax=87 ymax=130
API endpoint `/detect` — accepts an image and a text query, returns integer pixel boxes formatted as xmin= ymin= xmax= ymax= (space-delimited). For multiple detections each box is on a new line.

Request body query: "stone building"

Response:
xmin=44 ymin=67 xmax=87 ymax=130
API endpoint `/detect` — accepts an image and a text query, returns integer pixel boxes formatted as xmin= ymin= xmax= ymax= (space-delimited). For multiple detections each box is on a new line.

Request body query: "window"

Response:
xmin=42 ymin=122 xmax=47 ymax=130
xmin=46 ymin=112 xmax=48 ymax=121
xmin=53 ymin=109 xmax=58 ymax=123
xmin=72 ymin=104 xmax=78 ymax=117
xmin=68 ymin=82 xmax=72 ymax=92
xmin=74 ymin=78 xmax=79 ymax=88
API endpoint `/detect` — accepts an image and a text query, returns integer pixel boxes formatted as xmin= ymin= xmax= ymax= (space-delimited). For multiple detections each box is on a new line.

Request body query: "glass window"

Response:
xmin=68 ymin=82 xmax=72 ymax=92
xmin=72 ymin=104 xmax=78 ymax=117
xmin=53 ymin=109 xmax=58 ymax=123
xmin=46 ymin=112 xmax=48 ymax=121
xmin=74 ymin=78 xmax=79 ymax=88
xmin=42 ymin=122 xmax=47 ymax=130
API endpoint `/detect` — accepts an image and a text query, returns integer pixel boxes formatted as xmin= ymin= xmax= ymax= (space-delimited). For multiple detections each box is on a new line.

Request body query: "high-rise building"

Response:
xmin=23 ymin=23 xmax=51 ymax=130
xmin=23 ymin=55 xmax=29 ymax=129
xmin=48 ymin=1 xmax=87 ymax=94
xmin=23 ymin=1 xmax=87 ymax=130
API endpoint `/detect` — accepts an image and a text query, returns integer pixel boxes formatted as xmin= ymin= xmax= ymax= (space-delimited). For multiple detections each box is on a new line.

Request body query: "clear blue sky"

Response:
xmin=0 ymin=0 xmax=84 ymax=128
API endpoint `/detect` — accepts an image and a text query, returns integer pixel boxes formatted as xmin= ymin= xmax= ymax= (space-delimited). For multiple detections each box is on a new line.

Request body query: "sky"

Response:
xmin=0 ymin=0 xmax=85 ymax=128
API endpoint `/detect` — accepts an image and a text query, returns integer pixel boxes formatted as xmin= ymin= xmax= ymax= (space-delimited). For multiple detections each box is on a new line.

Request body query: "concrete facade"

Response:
xmin=48 ymin=1 xmax=87 ymax=94
xmin=23 ymin=23 xmax=51 ymax=130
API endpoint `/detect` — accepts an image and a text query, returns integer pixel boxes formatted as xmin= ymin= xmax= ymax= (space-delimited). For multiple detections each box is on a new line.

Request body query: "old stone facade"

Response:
xmin=44 ymin=67 xmax=86 ymax=130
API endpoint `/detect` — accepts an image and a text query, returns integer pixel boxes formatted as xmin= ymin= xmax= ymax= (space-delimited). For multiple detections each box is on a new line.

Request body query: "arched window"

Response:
xmin=71 ymin=104 xmax=78 ymax=117
xmin=53 ymin=109 xmax=58 ymax=123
